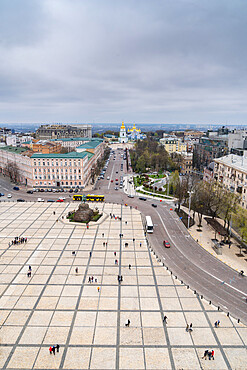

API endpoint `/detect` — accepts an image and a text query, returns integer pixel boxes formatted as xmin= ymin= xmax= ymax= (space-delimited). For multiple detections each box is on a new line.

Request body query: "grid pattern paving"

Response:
xmin=0 ymin=202 xmax=246 ymax=369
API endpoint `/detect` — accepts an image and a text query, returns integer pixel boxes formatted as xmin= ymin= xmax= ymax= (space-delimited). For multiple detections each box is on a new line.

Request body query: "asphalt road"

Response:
xmin=1 ymin=149 xmax=247 ymax=324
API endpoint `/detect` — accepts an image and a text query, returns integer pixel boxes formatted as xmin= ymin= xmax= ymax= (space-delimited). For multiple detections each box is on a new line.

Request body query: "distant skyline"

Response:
xmin=0 ymin=0 xmax=247 ymax=124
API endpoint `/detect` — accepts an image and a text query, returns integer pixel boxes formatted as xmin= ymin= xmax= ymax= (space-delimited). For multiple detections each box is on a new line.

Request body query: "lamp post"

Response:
xmin=187 ymin=190 xmax=194 ymax=229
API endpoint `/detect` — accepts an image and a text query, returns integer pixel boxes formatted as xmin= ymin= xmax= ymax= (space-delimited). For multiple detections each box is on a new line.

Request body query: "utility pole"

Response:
xmin=187 ymin=190 xmax=194 ymax=229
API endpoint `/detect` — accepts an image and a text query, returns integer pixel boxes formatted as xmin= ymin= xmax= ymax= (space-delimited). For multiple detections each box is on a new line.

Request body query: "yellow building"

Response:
xmin=160 ymin=136 xmax=187 ymax=154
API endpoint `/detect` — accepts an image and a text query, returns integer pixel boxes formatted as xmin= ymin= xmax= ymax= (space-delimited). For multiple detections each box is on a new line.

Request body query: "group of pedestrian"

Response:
xmin=202 ymin=349 xmax=215 ymax=360
xmin=214 ymin=320 xmax=220 ymax=328
xmin=49 ymin=345 xmax=59 ymax=355
xmin=117 ymin=275 xmax=123 ymax=283
xmin=9 ymin=236 xmax=27 ymax=246
xmin=88 ymin=276 xmax=98 ymax=283
xmin=103 ymin=242 xmax=108 ymax=247
xmin=186 ymin=323 xmax=193 ymax=332
xmin=109 ymin=213 xmax=122 ymax=221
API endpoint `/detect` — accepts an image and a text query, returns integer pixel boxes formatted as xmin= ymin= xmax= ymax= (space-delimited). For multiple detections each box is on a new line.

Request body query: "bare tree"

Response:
xmin=4 ymin=161 xmax=20 ymax=183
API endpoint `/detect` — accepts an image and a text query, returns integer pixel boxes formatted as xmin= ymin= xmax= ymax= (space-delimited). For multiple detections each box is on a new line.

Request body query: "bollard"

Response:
xmin=201 ymin=295 xmax=203 ymax=299
xmin=238 ymin=319 xmax=240 ymax=323
xmin=209 ymin=301 xmax=211 ymax=305
xmin=218 ymin=306 xmax=220 ymax=311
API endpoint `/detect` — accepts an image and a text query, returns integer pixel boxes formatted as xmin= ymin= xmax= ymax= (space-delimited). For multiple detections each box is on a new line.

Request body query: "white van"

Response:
xmin=37 ymin=198 xmax=44 ymax=202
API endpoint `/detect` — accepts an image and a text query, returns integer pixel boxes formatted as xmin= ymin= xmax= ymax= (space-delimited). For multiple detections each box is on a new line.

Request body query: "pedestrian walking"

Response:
xmin=29 ymin=265 xmax=32 ymax=271
xmin=53 ymin=211 xmax=55 ymax=215
xmin=140 ymin=242 xmax=142 ymax=247
xmin=88 ymin=277 xmax=91 ymax=283
xmin=75 ymin=267 xmax=78 ymax=274
xmin=210 ymin=350 xmax=214 ymax=360
xmin=129 ymin=264 xmax=131 ymax=269
xmin=214 ymin=321 xmax=218 ymax=327
xmin=106 ymin=242 xmax=107 ymax=246
xmin=186 ymin=324 xmax=189 ymax=332
xmin=27 ymin=271 xmax=31 ymax=278
xmin=49 ymin=346 xmax=53 ymax=355
xmin=89 ymin=251 xmax=92 ymax=257
xmin=189 ymin=323 xmax=193 ymax=332
xmin=125 ymin=221 xmax=127 ymax=225
xmin=103 ymin=242 xmax=105 ymax=247
xmin=97 ymin=287 xmax=100 ymax=292
xmin=133 ymin=238 xmax=135 ymax=242
xmin=102 ymin=233 xmax=104 ymax=237
xmin=114 ymin=252 xmax=116 ymax=256
xmin=120 ymin=275 xmax=123 ymax=282
xmin=163 ymin=315 xmax=167 ymax=323
xmin=115 ymin=259 xmax=118 ymax=265
xmin=52 ymin=346 xmax=56 ymax=355
xmin=217 ymin=320 xmax=220 ymax=327
xmin=56 ymin=344 xmax=60 ymax=353
xmin=125 ymin=319 xmax=130 ymax=327
xmin=202 ymin=350 xmax=209 ymax=359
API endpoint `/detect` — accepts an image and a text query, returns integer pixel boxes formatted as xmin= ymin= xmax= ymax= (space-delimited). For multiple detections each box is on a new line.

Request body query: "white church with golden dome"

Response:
xmin=119 ymin=121 xmax=146 ymax=143
xmin=118 ymin=121 xmax=128 ymax=143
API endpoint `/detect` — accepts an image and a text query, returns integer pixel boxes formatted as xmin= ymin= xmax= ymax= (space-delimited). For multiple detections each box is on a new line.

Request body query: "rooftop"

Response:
xmin=31 ymin=152 xmax=88 ymax=159
xmin=0 ymin=146 xmax=28 ymax=154
xmin=77 ymin=141 xmax=102 ymax=149
xmin=214 ymin=154 xmax=247 ymax=173
xmin=51 ymin=137 xmax=102 ymax=142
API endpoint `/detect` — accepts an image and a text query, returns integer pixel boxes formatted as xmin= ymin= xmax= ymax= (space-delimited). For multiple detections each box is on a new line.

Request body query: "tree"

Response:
xmin=4 ymin=161 xmax=20 ymax=183
xmin=221 ymin=191 xmax=240 ymax=234
xmin=234 ymin=207 xmax=247 ymax=244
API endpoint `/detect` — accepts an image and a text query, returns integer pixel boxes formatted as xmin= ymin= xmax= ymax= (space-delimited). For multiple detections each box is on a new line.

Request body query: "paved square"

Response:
xmin=0 ymin=202 xmax=246 ymax=369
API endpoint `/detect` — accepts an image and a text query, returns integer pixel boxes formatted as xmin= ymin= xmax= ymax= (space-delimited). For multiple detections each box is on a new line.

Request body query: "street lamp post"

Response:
xmin=187 ymin=190 xmax=194 ymax=229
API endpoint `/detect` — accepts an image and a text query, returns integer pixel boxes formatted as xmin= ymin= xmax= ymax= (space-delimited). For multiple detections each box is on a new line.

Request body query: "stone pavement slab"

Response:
xmin=0 ymin=202 xmax=246 ymax=369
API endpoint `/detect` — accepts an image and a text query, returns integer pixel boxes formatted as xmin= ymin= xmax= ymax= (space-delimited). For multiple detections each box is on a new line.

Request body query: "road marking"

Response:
xmin=108 ymin=162 xmax=115 ymax=190
xmin=156 ymin=210 xmax=247 ymax=297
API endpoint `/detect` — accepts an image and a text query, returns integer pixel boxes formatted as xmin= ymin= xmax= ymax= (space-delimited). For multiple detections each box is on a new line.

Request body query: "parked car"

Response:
xmin=69 ymin=189 xmax=73 ymax=193
xmin=47 ymin=199 xmax=55 ymax=202
xmin=17 ymin=199 xmax=25 ymax=202
xmin=56 ymin=199 xmax=64 ymax=202
xmin=115 ymin=187 xmax=118 ymax=190
xmin=139 ymin=197 xmax=147 ymax=201
xmin=0 ymin=193 xmax=4 ymax=197
xmin=13 ymin=186 xmax=19 ymax=191
xmin=37 ymin=198 xmax=44 ymax=202
xmin=107 ymin=176 xmax=110 ymax=180
xmin=163 ymin=240 xmax=170 ymax=248
xmin=128 ymin=194 xmax=134 ymax=198
xmin=111 ymin=180 xmax=113 ymax=182
xmin=27 ymin=190 xmax=33 ymax=194
xmin=59 ymin=197 xmax=65 ymax=200
xmin=7 ymin=194 xmax=12 ymax=198
xmin=152 ymin=203 xmax=157 ymax=208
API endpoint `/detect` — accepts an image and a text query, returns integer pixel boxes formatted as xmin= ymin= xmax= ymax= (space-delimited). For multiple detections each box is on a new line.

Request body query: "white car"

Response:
xmin=59 ymin=197 xmax=65 ymax=200
xmin=128 ymin=194 xmax=134 ymax=198
xmin=107 ymin=176 xmax=110 ymax=180
xmin=37 ymin=198 xmax=45 ymax=202
xmin=7 ymin=194 xmax=12 ymax=198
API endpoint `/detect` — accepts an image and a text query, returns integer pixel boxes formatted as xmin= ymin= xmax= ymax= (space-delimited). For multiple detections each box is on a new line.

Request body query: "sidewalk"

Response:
xmin=184 ymin=208 xmax=247 ymax=273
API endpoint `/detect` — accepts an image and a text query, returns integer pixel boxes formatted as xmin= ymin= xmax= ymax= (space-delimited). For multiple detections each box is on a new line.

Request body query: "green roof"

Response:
xmin=77 ymin=141 xmax=102 ymax=149
xmin=31 ymin=152 xmax=88 ymax=159
xmin=86 ymin=152 xmax=94 ymax=160
xmin=0 ymin=146 xmax=28 ymax=154
xmin=51 ymin=137 xmax=103 ymax=142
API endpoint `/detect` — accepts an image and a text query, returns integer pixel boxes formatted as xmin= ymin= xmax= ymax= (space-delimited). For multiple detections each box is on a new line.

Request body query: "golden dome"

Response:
xmin=121 ymin=121 xmax=125 ymax=129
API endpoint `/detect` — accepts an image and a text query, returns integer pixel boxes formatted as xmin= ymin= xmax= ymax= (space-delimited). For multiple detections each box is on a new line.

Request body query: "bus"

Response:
xmin=73 ymin=194 xmax=104 ymax=202
xmin=146 ymin=216 xmax=154 ymax=233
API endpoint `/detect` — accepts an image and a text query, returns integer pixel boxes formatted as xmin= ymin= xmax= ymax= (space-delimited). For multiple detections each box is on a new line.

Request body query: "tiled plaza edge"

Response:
xmin=0 ymin=202 xmax=246 ymax=369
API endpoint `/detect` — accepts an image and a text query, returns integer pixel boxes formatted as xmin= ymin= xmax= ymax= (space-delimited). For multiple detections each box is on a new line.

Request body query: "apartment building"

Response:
xmin=51 ymin=137 xmax=103 ymax=150
xmin=214 ymin=153 xmax=247 ymax=209
xmin=36 ymin=124 xmax=92 ymax=140
xmin=22 ymin=140 xmax=62 ymax=154
xmin=160 ymin=136 xmax=187 ymax=154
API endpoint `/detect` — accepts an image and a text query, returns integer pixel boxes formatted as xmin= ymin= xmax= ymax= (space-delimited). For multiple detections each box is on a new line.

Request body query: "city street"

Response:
xmin=1 ymin=148 xmax=247 ymax=324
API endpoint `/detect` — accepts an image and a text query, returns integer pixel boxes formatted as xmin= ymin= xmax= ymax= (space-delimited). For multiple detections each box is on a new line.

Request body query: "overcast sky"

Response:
xmin=0 ymin=0 xmax=246 ymax=124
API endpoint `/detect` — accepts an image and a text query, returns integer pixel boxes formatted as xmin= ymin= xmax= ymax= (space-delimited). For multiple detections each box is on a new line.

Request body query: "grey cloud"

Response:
xmin=0 ymin=0 xmax=246 ymax=123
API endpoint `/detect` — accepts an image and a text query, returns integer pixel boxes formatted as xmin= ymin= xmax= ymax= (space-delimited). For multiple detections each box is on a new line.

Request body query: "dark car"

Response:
xmin=13 ymin=186 xmax=19 ymax=191
xmin=69 ymin=189 xmax=73 ymax=193
xmin=27 ymin=190 xmax=33 ymax=194
xmin=0 ymin=193 xmax=4 ymax=197
xmin=47 ymin=199 xmax=55 ymax=202
xmin=139 ymin=197 xmax=147 ymax=201
xmin=74 ymin=188 xmax=78 ymax=193
xmin=17 ymin=198 xmax=25 ymax=202
xmin=163 ymin=240 xmax=170 ymax=248
xmin=151 ymin=203 xmax=157 ymax=208
xmin=40 ymin=189 xmax=44 ymax=192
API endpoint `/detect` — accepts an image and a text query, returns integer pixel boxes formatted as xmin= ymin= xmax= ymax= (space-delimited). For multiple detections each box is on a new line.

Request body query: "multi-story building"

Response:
xmin=0 ymin=146 xmax=33 ymax=185
xmin=36 ymin=124 xmax=92 ymax=140
xmin=0 ymin=138 xmax=105 ymax=189
xmin=160 ymin=135 xmax=187 ymax=154
xmin=50 ymin=137 xmax=101 ymax=150
xmin=193 ymin=134 xmax=228 ymax=172
xmin=180 ymin=152 xmax=193 ymax=175
xmin=214 ymin=153 xmax=247 ymax=209
xmin=22 ymin=140 xmax=62 ymax=154
xmin=6 ymin=134 xmax=33 ymax=147
xmin=228 ymin=129 xmax=247 ymax=156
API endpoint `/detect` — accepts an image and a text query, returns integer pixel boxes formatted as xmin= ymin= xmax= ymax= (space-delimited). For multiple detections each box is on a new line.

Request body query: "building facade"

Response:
xmin=160 ymin=136 xmax=187 ymax=154
xmin=193 ymin=136 xmax=228 ymax=171
xmin=214 ymin=153 xmax=247 ymax=209
xmin=36 ymin=124 xmax=92 ymax=140
xmin=22 ymin=140 xmax=62 ymax=154
xmin=118 ymin=122 xmax=128 ymax=143
xmin=228 ymin=129 xmax=247 ymax=155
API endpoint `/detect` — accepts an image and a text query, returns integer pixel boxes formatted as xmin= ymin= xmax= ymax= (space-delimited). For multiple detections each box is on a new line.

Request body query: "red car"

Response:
xmin=163 ymin=240 xmax=170 ymax=248
xmin=111 ymin=180 xmax=113 ymax=183
xmin=56 ymin=199 xmax=64 ymax=202
xmin=116 ymin=178 xmax=118 ymax=181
